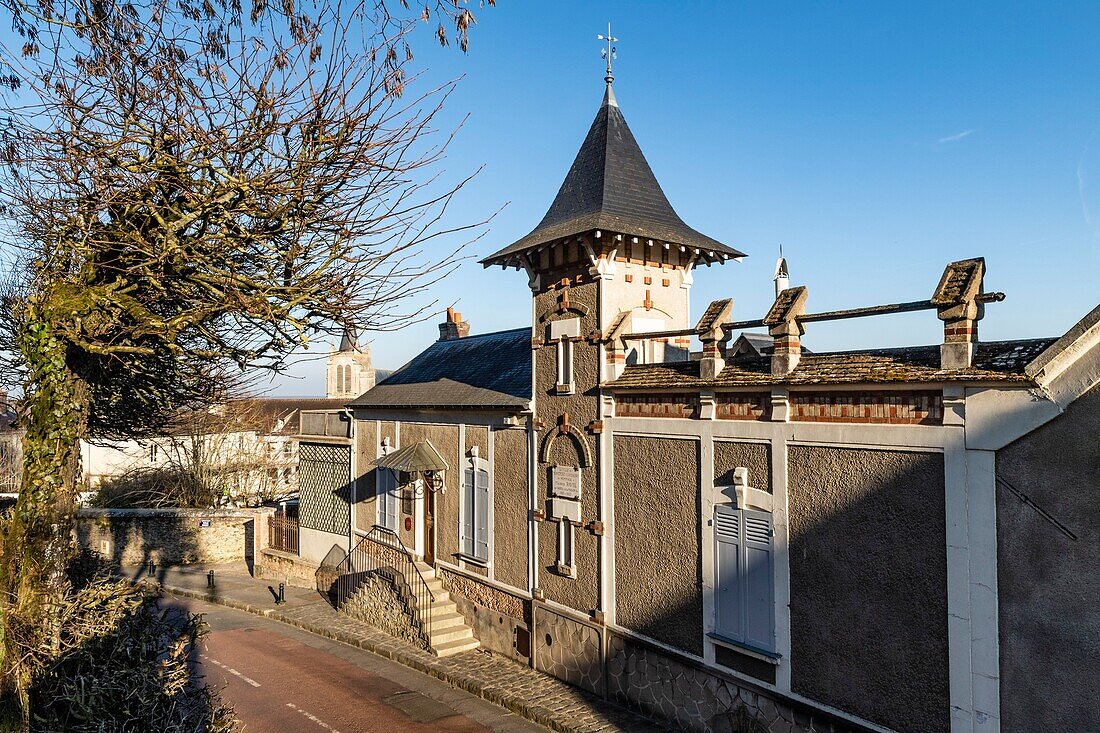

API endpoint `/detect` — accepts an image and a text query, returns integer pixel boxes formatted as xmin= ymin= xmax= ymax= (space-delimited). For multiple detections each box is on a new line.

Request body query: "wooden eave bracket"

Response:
xmin=586 ymin=420 xmax=604 ymax=434
xmin=586 ymin=520 xmax=604 ymax=536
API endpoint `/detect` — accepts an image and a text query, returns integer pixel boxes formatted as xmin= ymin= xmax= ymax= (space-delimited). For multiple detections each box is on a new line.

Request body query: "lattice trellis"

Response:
xmin=298 ymin=442 xmax=352 ymax=536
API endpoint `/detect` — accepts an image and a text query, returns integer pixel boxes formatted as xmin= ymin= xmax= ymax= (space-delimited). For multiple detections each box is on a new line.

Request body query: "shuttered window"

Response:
xmin=462 ymin=463 xmax=490 ymax=562
xmin=376 ymin=468 xmax=398 ymax=531
xmin=715 ymin=505 xmax=775 ymax=652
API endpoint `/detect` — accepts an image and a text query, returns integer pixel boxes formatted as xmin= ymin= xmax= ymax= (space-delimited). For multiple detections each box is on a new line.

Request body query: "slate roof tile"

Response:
xmin=483 ymin=85 xmax=744 ymax=265
xmin=349 ymin=328 xmax=531 ymax=410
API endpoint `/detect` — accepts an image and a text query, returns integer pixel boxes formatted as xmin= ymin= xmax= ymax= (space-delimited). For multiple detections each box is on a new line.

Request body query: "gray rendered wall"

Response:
xmin=787 ymin=446 xmax=949 ymax=733
xmin=613 ymin=435 xmax=702 ymax=655
xmin=995 ymin=384 xmax=1100 ymax=733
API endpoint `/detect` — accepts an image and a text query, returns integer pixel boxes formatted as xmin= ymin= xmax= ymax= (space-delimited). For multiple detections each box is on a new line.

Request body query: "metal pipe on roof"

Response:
xmin=616 ymin=293 xmax=1006 ymax=342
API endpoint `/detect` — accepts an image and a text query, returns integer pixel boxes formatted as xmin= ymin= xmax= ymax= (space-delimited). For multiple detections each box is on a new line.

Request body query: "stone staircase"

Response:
xmin=414 ymin=561 xmax=479 ymax=657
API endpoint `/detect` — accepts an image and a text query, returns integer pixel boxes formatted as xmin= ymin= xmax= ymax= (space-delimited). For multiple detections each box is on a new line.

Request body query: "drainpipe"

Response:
xmin=344 ymin=408 xmax=356 ymax=554
xmin=526 ymin=408 xmax=538 ymax=670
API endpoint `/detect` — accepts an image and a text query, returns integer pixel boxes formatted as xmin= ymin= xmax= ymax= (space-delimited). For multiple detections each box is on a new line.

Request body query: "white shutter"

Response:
xmin=475 ymin=469 xmax=490 ymax=561
xmin=714 ymin=505 xmax=743 ymax=640
xmin=714 ymin=505 xmax=775 ymax=652
xmin=742 ymin=509 xmax=775 ymax=650
xmin=376 ymin=468 xmax=393 ymax=530
xmin=462 ymin=468 xmax=475 ymax=557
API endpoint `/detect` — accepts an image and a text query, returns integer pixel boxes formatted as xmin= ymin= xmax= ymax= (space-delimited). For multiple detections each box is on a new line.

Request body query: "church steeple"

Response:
xmin=328 ymin=324 xmax=375 ymax=400
xmin=481 ymin=82 xmax=744 ymax=270
xmin=338 ymin=323 xmax=360 ymax=352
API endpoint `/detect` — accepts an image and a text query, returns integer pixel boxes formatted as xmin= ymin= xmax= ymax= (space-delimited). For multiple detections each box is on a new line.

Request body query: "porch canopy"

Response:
xmin=372 ymin=441 xmax=448 ymax=473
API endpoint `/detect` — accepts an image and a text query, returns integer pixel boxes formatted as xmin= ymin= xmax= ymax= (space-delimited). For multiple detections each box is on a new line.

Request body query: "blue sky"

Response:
xmin=260 ymin=2 xmax=1100 ymax=395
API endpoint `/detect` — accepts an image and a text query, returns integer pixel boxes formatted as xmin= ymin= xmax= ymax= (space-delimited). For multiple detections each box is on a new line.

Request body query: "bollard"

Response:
xmin=207 ymin=570 xmax=215 ymax=589
xmin=277 ymin=582 xmax=286 ymax=605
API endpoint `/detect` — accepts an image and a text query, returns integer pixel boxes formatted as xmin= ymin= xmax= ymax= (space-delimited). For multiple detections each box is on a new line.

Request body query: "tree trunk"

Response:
xmin=0 ymin=304 xmax=89 ymax=727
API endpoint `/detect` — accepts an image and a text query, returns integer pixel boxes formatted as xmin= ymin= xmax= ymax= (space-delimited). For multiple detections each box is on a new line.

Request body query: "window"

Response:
xmin=461 ymin=454 xmax=490 ymax=562
xmin=548 ymin=317 xmax=580 ymax=395
xmin=343 ymin=364 xmax=353 ymax=393
xmin=148 ymin=443 xmax=158 ymax=463
xmin=557 ymin=340 xmax=573 ymax=390
xmin=376 ymin=467 xmax=398 ymax=531
xmin=714 ymin=504 xmax=775 ymax=653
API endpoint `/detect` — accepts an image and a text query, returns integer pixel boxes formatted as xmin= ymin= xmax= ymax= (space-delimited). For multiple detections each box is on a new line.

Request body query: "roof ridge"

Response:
xmin=436 ymin=326 xmax=528 ymax=341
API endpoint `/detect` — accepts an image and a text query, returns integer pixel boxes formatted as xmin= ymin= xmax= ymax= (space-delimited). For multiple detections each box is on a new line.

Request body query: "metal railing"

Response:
xmin=332 ymin=525 xmax=436 ymax=650
xmin=268 ymin=514 xmax=299 ymax=554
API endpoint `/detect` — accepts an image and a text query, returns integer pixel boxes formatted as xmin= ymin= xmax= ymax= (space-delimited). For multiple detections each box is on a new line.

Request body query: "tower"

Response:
xmin=326 ymin=325 xmax=376 ymax=399
xmin=481 ymin=71 xmax=743 ymax=614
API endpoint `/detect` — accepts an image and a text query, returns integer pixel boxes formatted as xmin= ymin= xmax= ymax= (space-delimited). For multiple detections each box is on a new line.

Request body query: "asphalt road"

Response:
xmin=172 ymin=596 xmax=549 ymax=733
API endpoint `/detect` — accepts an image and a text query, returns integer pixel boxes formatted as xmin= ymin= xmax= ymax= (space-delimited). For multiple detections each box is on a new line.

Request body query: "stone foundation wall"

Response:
xmin=341 ymin=571 xmax=426 ymax=648
xmin=74 ymin=508 xmax=257 ymax=566
xmin=440 ymin=567 xmax=531 ymax=662
xmin=606 ymin=632 xmax=868 ymax=733
xmin=255 ymin=548 xmax=320 ymax=589
xmin=533 ymin=605 xmax=603 ymax=696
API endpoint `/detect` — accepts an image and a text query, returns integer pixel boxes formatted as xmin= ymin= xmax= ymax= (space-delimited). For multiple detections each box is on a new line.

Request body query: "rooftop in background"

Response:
xmin=350 ymin=328 xmax=532 ymax=410
xmin=609 ymin=338 xmax=1056 ymax=390
xmin=482 ymin=83 xmax=744 ymax=268
xmin=174 ymin=398 xmax=349 ymax=436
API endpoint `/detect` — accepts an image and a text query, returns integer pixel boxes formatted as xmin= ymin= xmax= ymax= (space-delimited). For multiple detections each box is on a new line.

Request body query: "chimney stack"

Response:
xmin=438 ymin=307 xmax=470 ymax=341
xmin=696 ymin=298 xmax=734 ymax=380
xmin=763 ymin=286 xmax=808 ymax=377
xmin=932 ymin=259 xmax=985 ymax=370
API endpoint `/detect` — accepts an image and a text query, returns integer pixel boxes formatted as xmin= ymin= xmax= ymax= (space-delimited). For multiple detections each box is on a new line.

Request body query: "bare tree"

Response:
xmin=93 ymin=399 xmax=301 ymax=509
xmin=0 ymin=0 xmax=493 ymax=720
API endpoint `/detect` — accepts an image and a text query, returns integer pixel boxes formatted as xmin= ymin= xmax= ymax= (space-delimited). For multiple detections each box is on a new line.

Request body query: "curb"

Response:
xmin=160 ymin=582 xmax=663 ymax=733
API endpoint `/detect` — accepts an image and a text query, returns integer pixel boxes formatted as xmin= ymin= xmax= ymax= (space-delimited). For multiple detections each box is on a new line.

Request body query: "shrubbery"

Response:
xmin=0 ymin=535 xmax=236 ymax=731
xmin=90 ymin=468 xmax=223 ymax=510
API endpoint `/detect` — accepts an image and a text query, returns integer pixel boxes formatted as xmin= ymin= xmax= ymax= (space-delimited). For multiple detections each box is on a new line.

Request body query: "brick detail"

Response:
xmin=615 ymin=394 xmax=699 ymax=419
xmin=715 ymin=393 xmax=772 ymax=421
xmin=790 ymin=391 xmax=943 ymax=425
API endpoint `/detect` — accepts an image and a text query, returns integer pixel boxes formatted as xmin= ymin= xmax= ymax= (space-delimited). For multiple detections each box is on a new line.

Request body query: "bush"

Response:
xmin=8 ymin=549 xmax=236 ymax=732
xmin=90 ymin=468 xmax=222 ymax=509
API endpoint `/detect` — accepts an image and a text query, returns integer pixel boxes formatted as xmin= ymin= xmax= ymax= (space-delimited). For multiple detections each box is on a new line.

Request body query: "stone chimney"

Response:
xmin=763 ymin=286 xmax=808 ymax=377
xmin=438 ymin=307 xmax=470 ymax=341
xmin=932 ymin=259 xmax=985 ymax=370
xmin=696 ymin=298 xmax=734 ymax=380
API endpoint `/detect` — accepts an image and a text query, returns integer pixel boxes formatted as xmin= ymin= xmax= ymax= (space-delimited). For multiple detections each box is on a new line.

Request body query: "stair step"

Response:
xmin=424 ymin=611 xmax=466 ymax=631
xmin=430 ymin=601 xmax=458 ymax=616
xmin=432 ymin=636 xmax=480 ymax=658
xmin=428 ymin=625 xmax=474 ymax=645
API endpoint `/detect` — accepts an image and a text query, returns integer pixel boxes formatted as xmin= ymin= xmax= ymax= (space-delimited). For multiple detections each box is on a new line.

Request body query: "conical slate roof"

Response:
xmin=482 ymin=84 xmax=744 ymax=266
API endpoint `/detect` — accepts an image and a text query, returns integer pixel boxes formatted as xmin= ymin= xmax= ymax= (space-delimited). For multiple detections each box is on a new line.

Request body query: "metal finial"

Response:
xmin=597 ymin=21 xmax=618 ymax=84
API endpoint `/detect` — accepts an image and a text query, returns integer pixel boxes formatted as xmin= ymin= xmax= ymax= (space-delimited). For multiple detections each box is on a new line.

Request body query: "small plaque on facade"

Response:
xmin=198 ymin=520 xmax=212 ymax=528
xmin=551 ymin=466 xmax=581 ymax=500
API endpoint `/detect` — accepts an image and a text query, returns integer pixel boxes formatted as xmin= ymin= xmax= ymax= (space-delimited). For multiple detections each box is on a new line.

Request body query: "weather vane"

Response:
xmin=597 ymin=22 xmax=618 ymax=84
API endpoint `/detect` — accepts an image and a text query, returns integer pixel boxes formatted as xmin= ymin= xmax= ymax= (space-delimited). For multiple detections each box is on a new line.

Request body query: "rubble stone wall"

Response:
xmin=74 ymin=507 xmax=257 ymax=566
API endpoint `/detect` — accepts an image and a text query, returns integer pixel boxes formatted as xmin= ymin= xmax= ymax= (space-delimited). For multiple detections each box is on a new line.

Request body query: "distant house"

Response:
xmin=79 ymin=327 xmax=377 ymax=502
xmin=290 ymin=78 xmax=1100 ymax=733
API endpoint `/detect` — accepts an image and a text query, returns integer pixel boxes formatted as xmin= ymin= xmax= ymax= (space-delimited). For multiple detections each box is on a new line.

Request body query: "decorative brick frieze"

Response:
xmin=790 ymin=391 xmax=943 ymax=425
xmin=715 ymin=393 xmax=772 ymax=421
xmin=615 ymin=393 xmax=700 ymax=419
